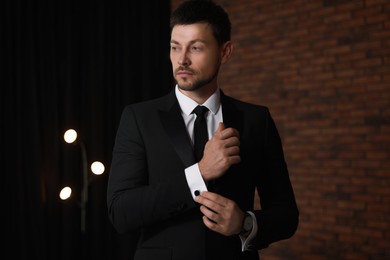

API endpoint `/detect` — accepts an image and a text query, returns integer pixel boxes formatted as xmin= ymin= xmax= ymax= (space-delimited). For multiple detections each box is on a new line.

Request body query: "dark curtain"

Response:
xmin=2 ymin=0 xmax=173 ymax=259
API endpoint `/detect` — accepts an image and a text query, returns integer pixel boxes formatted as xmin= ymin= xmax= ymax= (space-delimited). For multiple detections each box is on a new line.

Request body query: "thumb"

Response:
xmin=216 ymin=122 xmax=225 ymax=133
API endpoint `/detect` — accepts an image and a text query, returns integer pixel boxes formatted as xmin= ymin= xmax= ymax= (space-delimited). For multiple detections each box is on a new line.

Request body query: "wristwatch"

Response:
xmin=240 ymin=212 xmax=253 ymax=236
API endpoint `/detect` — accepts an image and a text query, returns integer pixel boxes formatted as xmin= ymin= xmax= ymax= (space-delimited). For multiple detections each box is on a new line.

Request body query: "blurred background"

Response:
xmin=3 ymin=0 xmax=390 ymax=259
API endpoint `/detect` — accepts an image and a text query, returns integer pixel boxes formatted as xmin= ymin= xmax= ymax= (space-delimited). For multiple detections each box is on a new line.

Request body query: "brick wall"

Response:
xmin=171 ymin=0 xmax=390 ymax=259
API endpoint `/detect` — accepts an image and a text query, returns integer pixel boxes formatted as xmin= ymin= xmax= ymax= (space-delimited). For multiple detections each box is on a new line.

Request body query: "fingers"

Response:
xmin=224 ymin=136 xmax=240 ymax=149
xmin=196 ymin=191 xmax=226 ymax=207
xmin=195 ymin=192 xmax=226 ymax=226
xmin=202 ymin=215 xmax=218 ymax=228
xmin=200 ymin=123 xmax=241 ymax=181
xmin=195 ymin=192 xmax=242 ymax=236
xmin=220 ymin=128 xmax=240 ymax=140
xmin=215 ymin=122 xmax=239 ymax=140
xmin=212 ymin=123 xmax=241 ymax=155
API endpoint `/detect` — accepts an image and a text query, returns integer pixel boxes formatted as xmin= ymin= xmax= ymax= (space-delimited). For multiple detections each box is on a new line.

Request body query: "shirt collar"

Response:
xmin=175 ymin=84 xmax=221 ymax=116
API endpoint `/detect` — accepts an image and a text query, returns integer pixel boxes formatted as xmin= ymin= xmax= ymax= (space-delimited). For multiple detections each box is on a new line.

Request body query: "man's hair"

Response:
xmin=170 ymin=0 xmax=231 ymax=46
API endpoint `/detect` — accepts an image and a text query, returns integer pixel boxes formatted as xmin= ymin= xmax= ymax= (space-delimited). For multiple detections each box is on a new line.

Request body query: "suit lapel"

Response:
xmin=159 ymin=91 xmax=196 ymax=168
xmin=220 ymin=91 xmax=244 ymax=135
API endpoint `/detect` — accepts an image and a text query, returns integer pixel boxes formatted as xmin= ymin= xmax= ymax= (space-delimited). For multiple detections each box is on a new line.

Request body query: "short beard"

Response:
xmin=176 ymin=67 xmax=219 ymax=92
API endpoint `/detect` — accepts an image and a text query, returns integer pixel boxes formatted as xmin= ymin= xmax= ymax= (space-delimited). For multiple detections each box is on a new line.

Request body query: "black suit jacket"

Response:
xmin=107 ymin=89 xmax=299 ymax=260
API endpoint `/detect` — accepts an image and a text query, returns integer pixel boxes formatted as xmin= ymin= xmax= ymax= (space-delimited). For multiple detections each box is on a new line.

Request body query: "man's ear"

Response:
xmin=221 ymin=41 xmax=233 ymax=64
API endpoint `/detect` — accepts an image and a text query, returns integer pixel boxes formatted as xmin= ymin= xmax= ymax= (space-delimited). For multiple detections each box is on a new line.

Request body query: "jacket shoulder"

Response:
xmin=222 ymin=94 xmax=269 ymax=114
xmin=123 ymin=91 xmax=174 ymax=112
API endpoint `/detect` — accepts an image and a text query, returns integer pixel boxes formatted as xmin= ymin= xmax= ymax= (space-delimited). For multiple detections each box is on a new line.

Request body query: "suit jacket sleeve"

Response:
xmin=106 ymin=105 xmax=196 ymax=234
xmin=253 ymin=108 xmax=299 ymax=249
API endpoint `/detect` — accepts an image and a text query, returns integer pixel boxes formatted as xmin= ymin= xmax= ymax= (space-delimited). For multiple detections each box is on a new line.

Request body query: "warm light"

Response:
xmin=91 ymin=161 xmax=105 ymax=175
xmin=59 ymin=186 xmax=72 ymax=200
xmin=64 ymin=129 xmax=77 ymax=143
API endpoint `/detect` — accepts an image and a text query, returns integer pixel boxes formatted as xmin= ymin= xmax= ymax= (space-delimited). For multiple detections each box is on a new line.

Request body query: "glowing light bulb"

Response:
xmin=64 ymin=129 xmax=77 ymax=143
xmin=59 ymin=186 xmax=72 ymax=200
xmin=91 ymin=161 xmax=105 ymax=175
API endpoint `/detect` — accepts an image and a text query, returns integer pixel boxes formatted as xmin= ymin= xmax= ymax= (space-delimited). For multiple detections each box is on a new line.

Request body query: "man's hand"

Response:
xmin=199 ymin=122 xmax=241 ymax=182
xmin=195 ymin=191 xmax=245 ymax=236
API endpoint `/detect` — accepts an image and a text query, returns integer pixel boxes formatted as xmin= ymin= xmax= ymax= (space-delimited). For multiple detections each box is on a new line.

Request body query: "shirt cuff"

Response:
xmin=239 ymin=211 xmax=258 ymax=251
xmin=185 ymin=163 xmax=208 ymax=199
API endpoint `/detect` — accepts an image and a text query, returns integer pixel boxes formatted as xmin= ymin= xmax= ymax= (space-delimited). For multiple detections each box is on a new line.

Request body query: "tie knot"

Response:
xmin=192 ymin=105 xmax=209 ymax=117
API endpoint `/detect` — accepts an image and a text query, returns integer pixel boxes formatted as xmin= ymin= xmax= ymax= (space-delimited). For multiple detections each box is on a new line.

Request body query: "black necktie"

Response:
xmin=192 ymin=105 xmax=209 ymax=162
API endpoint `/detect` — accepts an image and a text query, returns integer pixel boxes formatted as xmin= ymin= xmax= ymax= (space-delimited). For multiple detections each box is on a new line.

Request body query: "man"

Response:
xmin=107 ymin=1 xmax=299 ymax=259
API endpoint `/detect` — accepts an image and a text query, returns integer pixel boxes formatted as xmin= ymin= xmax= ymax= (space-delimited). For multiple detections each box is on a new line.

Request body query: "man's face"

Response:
xmin=170 ymin=23 xmax=223 ymax=92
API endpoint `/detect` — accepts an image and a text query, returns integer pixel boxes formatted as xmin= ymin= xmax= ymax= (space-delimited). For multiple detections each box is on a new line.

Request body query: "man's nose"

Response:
xmin=178 ymin=51 xmax=190 ymax=66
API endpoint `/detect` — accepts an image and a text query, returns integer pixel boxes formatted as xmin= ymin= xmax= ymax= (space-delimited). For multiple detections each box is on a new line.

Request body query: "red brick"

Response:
xmin=170 ymin=0 xmax=390 ymax=258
